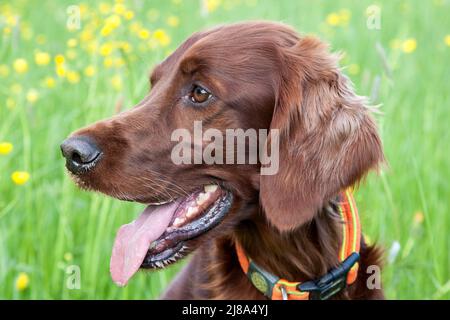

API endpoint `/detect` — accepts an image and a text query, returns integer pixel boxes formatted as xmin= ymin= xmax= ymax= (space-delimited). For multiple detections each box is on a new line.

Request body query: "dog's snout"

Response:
xmin=60 ymin=136 xmax=102 ymax=174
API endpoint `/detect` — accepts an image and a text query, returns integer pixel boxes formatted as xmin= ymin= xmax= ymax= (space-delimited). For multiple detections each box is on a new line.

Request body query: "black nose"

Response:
xmin=60 ymin=136 xmax=102 ymax=174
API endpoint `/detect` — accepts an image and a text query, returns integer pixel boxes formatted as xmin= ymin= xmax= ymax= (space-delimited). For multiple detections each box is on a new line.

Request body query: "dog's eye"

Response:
xmin=189 ymin=85 xmax=211 ymax=104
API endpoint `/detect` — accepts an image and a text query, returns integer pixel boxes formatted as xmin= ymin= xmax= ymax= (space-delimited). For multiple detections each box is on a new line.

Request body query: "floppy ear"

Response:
xmin=260 ymin=37 xmax=384 ymax=232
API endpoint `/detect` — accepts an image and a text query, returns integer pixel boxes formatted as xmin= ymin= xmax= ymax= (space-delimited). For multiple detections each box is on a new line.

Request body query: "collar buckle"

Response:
xmin=298 ymin=252 xmax=360 ymax=300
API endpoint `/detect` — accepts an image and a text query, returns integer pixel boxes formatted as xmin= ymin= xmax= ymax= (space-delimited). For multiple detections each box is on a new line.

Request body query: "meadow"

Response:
xmin=0 ymin=0 xmax=449 ymax=299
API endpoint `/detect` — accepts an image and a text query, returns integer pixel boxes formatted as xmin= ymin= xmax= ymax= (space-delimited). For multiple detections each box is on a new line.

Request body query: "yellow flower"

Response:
xmin=326 ymin=13 xmax=341 ymax=26
xmin=444 ymin=35 xmax=450 ymax=47
xmin=79 ymin=3 xmax=89 ymax=15
xmin=205 ymin=0 xmax=221 ymax=13
xmin=6 ymin=98 xmax=16 ymax=110
xmin=106 ymin=14 xmax=122 ymax=28
xmin=13 ymin=58 xmax=28 ymax=74
xmin=84 ymin=65 xmax=96 ymax=77
xmin=167 ymin=15 xmax=180 ymax=27
xmin=113 ymin=3 xmax=126 ymax=15
xmin=55 ymin=54 xmax=65 ymax=65
xmin=0 ymin=64 xmax=10 ymax=77
xmin=111 ymin=74 xmax=123 ymax=91
xmin=0 ymin=142 xmax=13 ymax=155
xmin=11 ymin=171 xmax=30 ymax=185
xmin=26 ymin=89 xmax=39 ymax=103
xmin=35 ymin=51 xmax=51 ymax=66
xmin=67 ymin=71 xmax=80 ymax=84
xmin=99 ymin=42 xmax=114 ymax=56
xmin=6 ymin=15 xmax=18 ymax=27
xmin=44 ymin=76 xmax=56 ymax=88
xmin=103 ymin=57 xmax=114 ymax=68
xmin=64 ymin=252 xmax=73 ymax=262
xmin=402 ymin=38 xmax=417 ymax=53
xmin=99 ymin=2 xmax=111 ymax=15
xmin=124 ymin=10 xmax=134 ymax=20
xmin=138 ymin=28 xmax=151 ymax=40
xmin=100 ymin=15 xmax=122 ymax=37
xmin=67 ymin=38 xmax=78 ymax=48
xmin=101 ymin=24 xmax=114 ymax=37
xmin=153 ymin=29 xmax=171 ymax=47
xmin=15 ymin=272 xmax=30 ymax=291
xmin=118 ymin=41 xmax=132 ymax=53
xmin=3 ymin=27 xmax=12 ymax=36
xmin=80 ymin=29 xmax=93 ymax=42
xmin=338 ymin=9 xmax=351 ymax=25
xmin=56 ymin=64 xmax=66 ymax=78
xmin=413 ymin=211 xmax=424 ymax=225
xmin=348 ymin=63 xmax=360 ymax=75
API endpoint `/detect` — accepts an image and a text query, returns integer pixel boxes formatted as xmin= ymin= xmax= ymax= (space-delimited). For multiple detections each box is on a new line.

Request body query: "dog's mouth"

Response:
xmin=110 ymin=184 xmax=233 ymax=286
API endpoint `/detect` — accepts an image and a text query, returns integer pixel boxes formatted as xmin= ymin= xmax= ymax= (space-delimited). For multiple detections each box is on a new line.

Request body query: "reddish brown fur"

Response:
xmin=67 ymin=21 xmax=385 ymax=299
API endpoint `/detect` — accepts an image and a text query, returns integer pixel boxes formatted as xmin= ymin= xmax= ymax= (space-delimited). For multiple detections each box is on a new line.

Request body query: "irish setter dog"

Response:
xmin=61 ymin=21 xmax=385 ymax=299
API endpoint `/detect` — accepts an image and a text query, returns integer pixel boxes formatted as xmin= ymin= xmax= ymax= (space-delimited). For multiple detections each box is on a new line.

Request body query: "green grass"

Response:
xmin=0 ymin=0 xmax=449 ymax=299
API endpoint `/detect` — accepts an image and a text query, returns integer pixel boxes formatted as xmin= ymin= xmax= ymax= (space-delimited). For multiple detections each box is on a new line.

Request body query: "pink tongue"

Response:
xmin=110 ymin=200 xmax=181 ymax=286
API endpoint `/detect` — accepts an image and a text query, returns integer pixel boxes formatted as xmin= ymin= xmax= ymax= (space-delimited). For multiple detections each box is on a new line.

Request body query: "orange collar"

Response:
xmin=235 ymin=189 xmax=361 ymax=300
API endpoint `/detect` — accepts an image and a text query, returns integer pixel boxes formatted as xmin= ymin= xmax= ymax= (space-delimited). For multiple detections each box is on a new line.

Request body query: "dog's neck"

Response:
xmin=235 ymin=203 xmax=342 ymax=281
xmin=203 ymin=202 xmax=344 ymax=299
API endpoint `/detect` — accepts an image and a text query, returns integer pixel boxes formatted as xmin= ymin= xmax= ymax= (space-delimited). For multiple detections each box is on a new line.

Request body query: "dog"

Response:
xmin=61 ymin=21 xmax=385 ymax=299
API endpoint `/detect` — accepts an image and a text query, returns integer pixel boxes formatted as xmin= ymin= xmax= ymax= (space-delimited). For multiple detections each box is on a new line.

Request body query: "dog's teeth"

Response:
xmin=196 ymin=192 xmax=209 ymax=206
xmin=173 ymin=217 xmax=186 ymax=227
xmin=186 ymin=207 xmax=199 ymax=218
xmin=204 ymin=184 xmax=218 ymax=193
xmin=148 ymin=199 xmax=172 ymax=206
xmin=173 ymin=217 xmax=182 ymax=227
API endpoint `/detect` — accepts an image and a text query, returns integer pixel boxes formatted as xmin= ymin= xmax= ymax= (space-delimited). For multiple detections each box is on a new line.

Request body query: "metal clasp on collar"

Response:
xmin=280 ymin=285 xmax=288 ymax=300
xmin=298 ymin=252 xmax=360 ymax=300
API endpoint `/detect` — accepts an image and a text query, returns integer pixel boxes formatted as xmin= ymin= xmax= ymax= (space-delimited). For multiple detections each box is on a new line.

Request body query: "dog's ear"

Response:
xmin=260 ymin=37 xmax=384 ymax=232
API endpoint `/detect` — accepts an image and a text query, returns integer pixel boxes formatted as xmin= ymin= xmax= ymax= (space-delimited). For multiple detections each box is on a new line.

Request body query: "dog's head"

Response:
xmin=61 ymin=22 xmax=384 ymax=286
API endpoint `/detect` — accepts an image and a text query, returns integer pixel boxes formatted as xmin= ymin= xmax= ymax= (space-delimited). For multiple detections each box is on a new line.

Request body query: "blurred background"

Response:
xmin=0 ymin=0 xmax=449 ymax=299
